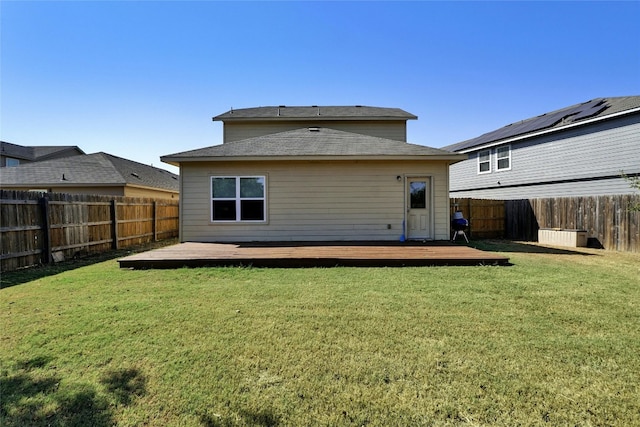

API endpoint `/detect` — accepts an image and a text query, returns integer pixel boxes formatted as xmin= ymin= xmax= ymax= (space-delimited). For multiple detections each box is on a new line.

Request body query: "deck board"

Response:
xmin=118 ymin=242 xmax=510 ymax=268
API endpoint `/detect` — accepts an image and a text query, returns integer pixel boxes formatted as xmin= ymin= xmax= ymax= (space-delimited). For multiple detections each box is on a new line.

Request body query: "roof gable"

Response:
xmin=213 ymin=105 xmax=417 ymax=121
xmin=443 ymin=96 xmax=640 ymax=152
xmin=1 ymin=141 xmax=85 ymax=162
xmin=162 ymin=127 xmax=463 ymax=164
xmin=101 ymin=153 xmax=179 ymax=189
xmin=1 ymin=141 xmax=35 ymax=160
xmin=31 ymin=146 xmax=85 ymax=160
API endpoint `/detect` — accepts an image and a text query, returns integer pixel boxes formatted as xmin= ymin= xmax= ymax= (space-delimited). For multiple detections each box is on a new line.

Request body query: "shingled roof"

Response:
xmin=162 ymin=127 xmax=462 ymax=165
xmin=213 ymin=105 xmax=417 ymax=121
xmin=1 ymin=141 xmax=85 ymax=162
xmin=443 ymin=96 xmax=640 ymax=152
xmin=0 ymin=152 xmax=179 ymax=191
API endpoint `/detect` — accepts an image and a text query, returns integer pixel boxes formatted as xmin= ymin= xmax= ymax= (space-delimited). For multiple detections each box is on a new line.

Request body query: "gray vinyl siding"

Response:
xmin=450 ymin=177 xmax=634 ymax=199
xmin=449 ymin=113 xmax=640 ymax=199
xmin=223 ymin=121 xmax=408 ymax=143
xmin=179 ymin=160 xmax=451 ymax=242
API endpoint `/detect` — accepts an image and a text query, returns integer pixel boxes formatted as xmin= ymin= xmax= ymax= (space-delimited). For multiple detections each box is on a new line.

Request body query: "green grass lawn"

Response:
xmin=2 ymin=241 xmax=639 ymax=426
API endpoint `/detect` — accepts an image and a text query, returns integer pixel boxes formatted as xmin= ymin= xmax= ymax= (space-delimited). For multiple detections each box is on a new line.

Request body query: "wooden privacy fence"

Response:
xmin=1 ymin=190 xmax=179 ymax=272
xmin=450 ymin=198 xmax=506 ymax=239
xmin=507 ymin=195 xmax=639 ymax=252
xmin=451 ymin=196 xmax=639 ymax=252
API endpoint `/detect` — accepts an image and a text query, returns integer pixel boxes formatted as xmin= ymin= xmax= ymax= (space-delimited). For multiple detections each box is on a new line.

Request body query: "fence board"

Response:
xmin=451 ymin=198 xmax=505 ymax=238
xmin=1 ymin=190 xmax=179 ymax=272
xmin=505 ymin=195 xmax=639 ymax=252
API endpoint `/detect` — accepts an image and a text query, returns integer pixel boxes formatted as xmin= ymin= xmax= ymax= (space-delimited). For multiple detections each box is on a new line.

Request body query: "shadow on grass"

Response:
xmin=100 ymin=368 xmax=147 ymax=406
xmin=469 ymin=239 xmax=599 ymax=256
xmin=1 ymin=239 xmax=177 ymax=289
xmin=1 ymin=357 xmax=147 ymax=427
xmin=0 ymin=356 xmax=111 ymax=427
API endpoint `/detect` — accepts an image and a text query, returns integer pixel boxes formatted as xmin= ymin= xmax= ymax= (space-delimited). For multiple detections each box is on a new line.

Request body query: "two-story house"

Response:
xmin=443 ymin=96 xmax=640 ymax=199
xmin=161 ymin=105 xmax=465 ymax=242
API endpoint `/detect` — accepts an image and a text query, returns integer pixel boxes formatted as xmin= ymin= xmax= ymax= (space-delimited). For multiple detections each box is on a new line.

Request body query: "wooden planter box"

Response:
xmin=538 ymin=228 xmax=588 ymax=248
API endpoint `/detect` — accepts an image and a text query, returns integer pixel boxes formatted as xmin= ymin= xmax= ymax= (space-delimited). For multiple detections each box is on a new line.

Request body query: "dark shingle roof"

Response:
xmin=31 ymin=146 xmax=85 ymax=160
xmin=162 ymin=127 xmax=462 ymax=164
xmin=443 ymin=96 xmax=640 ymax=152
xmin=213 ymin=105 xmax=417 ymax=121
xmin=1 ymin=141 xmax=85 ymax=161
xmin=0 ymin=152 xmax=179 ymax=191
xmin=1 ymin=141 xmax=35 ymax=161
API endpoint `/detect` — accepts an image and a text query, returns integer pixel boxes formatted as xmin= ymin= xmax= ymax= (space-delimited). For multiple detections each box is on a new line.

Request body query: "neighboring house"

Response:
xmin=162 ymin=105 xmax=465 ymax=242
xmin=443 ymin=96 xmax=640 ymax=199
xmin=0 ymin=152 xmax=180 ymax=199
xmin=1 ymin=141 xmax=85 ymax=167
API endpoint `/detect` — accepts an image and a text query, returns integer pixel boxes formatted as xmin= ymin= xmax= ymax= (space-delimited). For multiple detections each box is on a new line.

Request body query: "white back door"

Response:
xmin=406 ymin=178 xmax=431 ymax=240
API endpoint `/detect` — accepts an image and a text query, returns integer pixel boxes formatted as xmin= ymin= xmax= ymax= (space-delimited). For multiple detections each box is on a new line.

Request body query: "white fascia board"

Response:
xmin=162 ymin=154 xmax=466 ymax=164
xmin=457 ymin=107 xmax=640 ymax=154
xmin=215 ymin=117 xmax=415 ymax=123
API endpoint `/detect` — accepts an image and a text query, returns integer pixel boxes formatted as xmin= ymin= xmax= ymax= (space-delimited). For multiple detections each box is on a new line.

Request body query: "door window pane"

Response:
xmin=410 ymin=181 xmax=426 ymax=209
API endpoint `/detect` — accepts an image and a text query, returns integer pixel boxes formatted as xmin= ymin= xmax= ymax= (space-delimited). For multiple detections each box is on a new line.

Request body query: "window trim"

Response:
xmin=477 ymin=149 xmax=492 ymax=174
xmin=496 ymin=145 xmax=511 ymax=171
xmin=210 ymin=175 xmax=267 ymax=223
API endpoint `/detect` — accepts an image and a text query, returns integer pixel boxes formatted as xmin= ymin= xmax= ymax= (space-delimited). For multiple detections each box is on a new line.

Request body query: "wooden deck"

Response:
xmin=118 ymin=241 xmax=510 ymax=268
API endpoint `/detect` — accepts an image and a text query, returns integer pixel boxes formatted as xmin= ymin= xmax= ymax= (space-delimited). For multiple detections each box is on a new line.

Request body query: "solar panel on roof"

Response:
xmin=570 ymin=100 xmax=609 ymax=121
xmin=453 ymin=99 xmax=613 ymax=151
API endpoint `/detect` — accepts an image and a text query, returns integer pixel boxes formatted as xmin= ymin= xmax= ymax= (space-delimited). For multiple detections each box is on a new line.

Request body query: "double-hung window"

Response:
xmin=496 ymin=145 xmax=511 ymax=171
xmin=478 ymin=149 xmax=491 ymax=174
xmin=211 ymin=176 xmax=266 ymax=222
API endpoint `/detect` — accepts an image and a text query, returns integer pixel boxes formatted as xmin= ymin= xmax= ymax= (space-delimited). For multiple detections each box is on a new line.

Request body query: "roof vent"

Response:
xmin=308 ymin=127 xmax=320 ymax=132
xmin=131 ymin=172 xmax=140 ymax=179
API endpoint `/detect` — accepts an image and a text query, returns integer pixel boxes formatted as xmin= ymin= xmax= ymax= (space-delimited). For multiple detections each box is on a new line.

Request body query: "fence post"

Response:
xmin=111 ymin=199 xmax=119 ymax=250
xmin=153 ymin=201 xmax=158 ymax=242
xmin=39 ymin=196 xmax=52 ymax=264
xmin=467 ymin=198 xmax=472 ymax=238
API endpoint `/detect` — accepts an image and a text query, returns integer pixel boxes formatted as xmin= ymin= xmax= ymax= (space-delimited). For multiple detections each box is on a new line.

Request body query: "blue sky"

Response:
xmin=2 ymin=1 xmax=639 ymax=174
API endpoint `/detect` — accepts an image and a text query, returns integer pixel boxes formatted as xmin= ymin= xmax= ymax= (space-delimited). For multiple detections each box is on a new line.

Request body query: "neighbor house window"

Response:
xmin=211 ymin=176 xmax=266 ymax=222
xmin=5 ymin=157 xmax=20 ymax=167
xmin=496 ymin=145 xmax=511 ymax=171
xmin=478 ymin=149 xmax=491 ymax=174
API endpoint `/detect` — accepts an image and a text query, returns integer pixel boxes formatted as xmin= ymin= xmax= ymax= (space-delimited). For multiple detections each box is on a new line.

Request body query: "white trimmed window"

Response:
xmin=478 ymin=149 xmax=491 ymax=174
xmin=211 ymin=176 xmax=266 ymax=222
xmin=496 ymin=145 xmax=511 ymax=171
